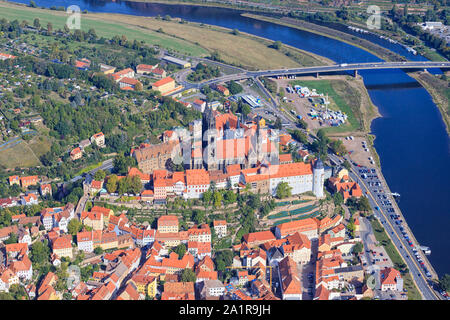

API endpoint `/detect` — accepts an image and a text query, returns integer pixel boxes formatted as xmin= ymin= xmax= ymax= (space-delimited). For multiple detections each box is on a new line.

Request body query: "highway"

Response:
xmin=328 ymin=153 xmax=440 ymax=300
xmin=180 ymin=61 xmax=450 ymax=89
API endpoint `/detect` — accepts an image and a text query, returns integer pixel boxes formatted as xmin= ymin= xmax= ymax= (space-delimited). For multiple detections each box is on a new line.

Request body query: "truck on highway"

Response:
xmin=340 ymin=63 xmax=348 ymax=67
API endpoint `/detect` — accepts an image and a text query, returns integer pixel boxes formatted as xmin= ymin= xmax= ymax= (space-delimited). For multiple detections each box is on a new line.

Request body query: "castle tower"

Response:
xmin=313 ymin=158 xmax=325 ymax=198
xmin=202 ymin=104 xmax=218 ymax=170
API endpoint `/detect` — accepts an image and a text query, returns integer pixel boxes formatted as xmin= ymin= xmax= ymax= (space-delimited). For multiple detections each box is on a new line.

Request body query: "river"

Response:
xmin=7 ymin=0 xmax=450 ymax=276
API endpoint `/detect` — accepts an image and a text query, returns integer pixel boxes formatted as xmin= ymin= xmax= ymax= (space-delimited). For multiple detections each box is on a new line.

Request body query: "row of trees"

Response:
xmin=187 ymin=63 xmax=220 ymax=82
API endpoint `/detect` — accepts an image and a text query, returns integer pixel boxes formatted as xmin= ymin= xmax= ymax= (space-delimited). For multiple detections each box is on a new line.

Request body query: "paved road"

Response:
xmin=69 ymin=158 xmax=114 ymax=184
xmin=328 ymin=154 xmax=440 ymax=300
xmin=182 ymin=61 xmax=450 ymax=89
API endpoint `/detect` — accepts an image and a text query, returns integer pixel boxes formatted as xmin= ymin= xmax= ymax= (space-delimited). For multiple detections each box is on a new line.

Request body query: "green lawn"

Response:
xmin=0 ymin=139 xmax=41 ymax=168
xmin=0 ymin=3 xmax=207 ymax=56
xmin=290 ymin=79 xmax=362 ymax=133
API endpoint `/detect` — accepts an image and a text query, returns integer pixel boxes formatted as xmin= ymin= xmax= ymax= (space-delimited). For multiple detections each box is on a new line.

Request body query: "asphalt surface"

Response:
xmin=180 ymin=61 xmax=450 ymax=89
xmin=328 ymin=154 xmax=440 ymax=300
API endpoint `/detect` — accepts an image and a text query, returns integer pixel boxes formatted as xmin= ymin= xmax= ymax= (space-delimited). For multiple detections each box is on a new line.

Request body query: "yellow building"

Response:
xmin=90 ymin=206 xmax=114 ymax=226
xmin=152 ymin=77 xmax=176 ymax=95
xmin=337 ymin=168 xmax=349 ymax=180
xmin=157 ymin=215 xmax=179 ymax=233
xmin=130 ymin=276 xmax=157 ymax=299
xmin=52 ymin=237 xmax=73 ymax=259
xmin=81 ymin=211 xmax=103 ymax=231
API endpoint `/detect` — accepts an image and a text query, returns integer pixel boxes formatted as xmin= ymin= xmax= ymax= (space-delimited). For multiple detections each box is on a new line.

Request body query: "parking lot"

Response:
xmin=358 ymin=165 xmax=434 ymax=280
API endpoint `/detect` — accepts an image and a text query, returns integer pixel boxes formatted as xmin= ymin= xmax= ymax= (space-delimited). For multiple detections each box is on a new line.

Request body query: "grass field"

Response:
xmin=0 ymin=2 xmax=330 ymax=70
xmin=370 ymin=218 xmax=422 ymax=300
xmin=0 ymin=139 xmax=41 ymax=168
xmin=93 ymin=12 xmax=328 ymax=69
xmin=0 ymin=2 xmax=206 ymax=56
xmin=28 ymin=134 xmax=52 ymax=159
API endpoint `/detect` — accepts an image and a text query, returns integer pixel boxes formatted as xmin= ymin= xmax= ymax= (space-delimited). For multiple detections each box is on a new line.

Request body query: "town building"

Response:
xmin=380 ymin=267 xmax=403 ymax=292
xmin=70 ymin=147 xmax=82 ymax=161
xmin=136 ymin=64 xmax=156 ymax=75
xmin=133 ymin=140 xmax=178 ymax=174
xmin=213 ymin=220 xmax=227 ymax=239
xmin=277 ymin=256 xmax=302 ymax=300
xmin=90 ymin=132 xmax=105 ymax=148
xmin=157 ymin=215 xmax=179 ymax=234
xmin=152 ymin=77 xmax=176 ymax=96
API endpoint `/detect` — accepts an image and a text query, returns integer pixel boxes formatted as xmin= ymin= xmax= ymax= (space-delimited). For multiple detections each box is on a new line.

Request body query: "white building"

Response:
xmin=183 ymin=169 xmax=210 ymax=199
xmin=312 ymin=159 xmax=325 ymax=198
xmin=213 ymin=220 xmax=227 ymax=239
xmin=76 ymin=231 xmax=94 ymax=253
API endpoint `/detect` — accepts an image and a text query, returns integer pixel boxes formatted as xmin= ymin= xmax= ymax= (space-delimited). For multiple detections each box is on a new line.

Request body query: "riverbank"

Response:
xmin=408 ymin=71 xmax=450 ymax=136
xmin=91 ymin=11 xmax=333 ymax=69
xmin=0 ymin=1 xmax=331 ymax=70
xmin=242 ymin=13 xmax=406 ymax=62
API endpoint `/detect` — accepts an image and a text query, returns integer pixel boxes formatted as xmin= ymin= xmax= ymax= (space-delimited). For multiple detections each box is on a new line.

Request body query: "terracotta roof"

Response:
xmin=243 ymin=230 xmax=276 ymax=245
xmin=278 ymin=256 xmax=301 ymax=295
xmin=153 ymin=76 xmax=174 ymax=87
xmin=380 ymin=268 xmax=402 ymax=286
xmin=136 ymin=64 xmax=155 ymax=72
xmin=226 ymin=164 xmax=241 ymax=176
xmin=213 ymin=220 xmax=226 ymax=227
xmin=185 ymin=169 xmax=209 ymax=186
xmin=53 ymin=236 xmax=72 ymax=250
xmin=276 ymin=218 xmax=318 ymax=237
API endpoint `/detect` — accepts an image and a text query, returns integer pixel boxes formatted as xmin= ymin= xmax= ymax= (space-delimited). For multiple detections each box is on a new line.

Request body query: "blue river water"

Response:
xmin=7 ymin=0 xmax=450 ymax=276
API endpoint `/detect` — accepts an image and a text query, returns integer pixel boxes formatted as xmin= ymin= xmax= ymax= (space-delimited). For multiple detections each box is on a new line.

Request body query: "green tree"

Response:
xmin=329 ymin=139 xmax=347 ymax=156
xmin=94 ymin=247 xmax=103 ymax=255
xmin=68 ymin=219 xmax=82 ymax=236
xmin=213 ymin=191 xmax=223 ymax=208
xmin=358 ymin=196 xmax=371 ymax=215
xmin=128 ymin=175 xmax=142 ymax=195
xmin=93 ymin=170 xmax=106 ymax=181
xmin=297 ymin=119 xmax=308 ymax=130
xmin=181 ymin=268 xmax=196 ymax=283
xmin=31 ymin=241 xmax=50 ymax=265
xmin=192 ymin=210 xmax=206 ymax=225
xmin=4 ymin=232 xmax=18 ymax=244
xmin=272 ymin=40 xmax=282 ymax=50
xmin=106 ymin=174 xmax=118 ymax=194
xmin=173 ymin=244 xmax=186 ymax=259
xmin=439 ymin=274 xmax=450 ymax=292
xmin=333 ymin=192 xmax=344 ymax=206
xmin=113 ymin=154 xmax=133 ymax=175
xmin=274 ymin=117 xmax=283 ymax=130
xmin=291 ymin=129 xmax=308 ymax=144
xmin=214 ymin=250 xmax=233 ymax=273
xmin=353 ymin=242 xmax=363 ymax=254
xmin=202 ymin=190 xmax=213 ymax=206
xmin=342 ymin=160 xmax=351 ymax=170
xmin=33 ymin=18 xmax=40 ymax=29
xmin=276 ymin=182 xmax=292 ymax=199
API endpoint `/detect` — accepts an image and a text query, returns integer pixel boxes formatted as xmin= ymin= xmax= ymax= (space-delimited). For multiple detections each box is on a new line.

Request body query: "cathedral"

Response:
xmin=201 ymin=105 xmax=279 ymax=171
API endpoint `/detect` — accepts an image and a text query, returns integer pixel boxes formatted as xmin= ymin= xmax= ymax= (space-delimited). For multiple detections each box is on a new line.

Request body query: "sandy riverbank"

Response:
xmin=408 ymin=71 xmax=450 ymax=136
